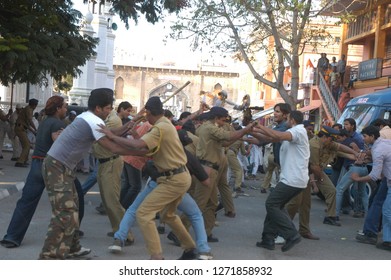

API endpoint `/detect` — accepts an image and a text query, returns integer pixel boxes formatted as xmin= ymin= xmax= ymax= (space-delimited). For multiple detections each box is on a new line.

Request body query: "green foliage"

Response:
xmin=0 ymin=0 xmax=98 ymax=86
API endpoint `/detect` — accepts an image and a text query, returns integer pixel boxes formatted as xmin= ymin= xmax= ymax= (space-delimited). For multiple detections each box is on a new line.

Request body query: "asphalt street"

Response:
xmin=0 ymin=150 xmax=390 ymax=261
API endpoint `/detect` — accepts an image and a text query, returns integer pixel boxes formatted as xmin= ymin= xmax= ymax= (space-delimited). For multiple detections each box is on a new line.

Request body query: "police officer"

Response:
xmin=309 ymin=126 xmax=359 ymax=226
xmin=15 ymin=98 xmax=38 ymax=167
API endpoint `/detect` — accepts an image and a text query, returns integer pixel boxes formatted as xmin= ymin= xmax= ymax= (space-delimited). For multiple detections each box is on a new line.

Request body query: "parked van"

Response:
xmin=337 ymin=87 xmax=391 ymax=131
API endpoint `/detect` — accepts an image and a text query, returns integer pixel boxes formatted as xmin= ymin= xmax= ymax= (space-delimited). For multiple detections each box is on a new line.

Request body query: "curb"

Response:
xmin=0 ymin=182 xmax=24 ymax=201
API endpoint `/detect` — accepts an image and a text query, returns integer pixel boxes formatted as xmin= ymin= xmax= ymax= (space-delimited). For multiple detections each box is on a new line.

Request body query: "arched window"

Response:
xmin=115 ymin=77 xmax=124 ymax=99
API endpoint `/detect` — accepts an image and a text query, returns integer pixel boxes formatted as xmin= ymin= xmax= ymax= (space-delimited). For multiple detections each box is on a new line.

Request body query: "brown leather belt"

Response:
xmin=98 ymin=155 xmax=119 ymax=164
xmin=157 ymin=166 xmax=186 ymax=177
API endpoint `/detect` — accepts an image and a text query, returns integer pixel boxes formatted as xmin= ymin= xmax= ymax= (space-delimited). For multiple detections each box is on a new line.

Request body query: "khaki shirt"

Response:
xmin=196 ymin=120 xmax=232 ymax=165
xmin=309 ymin=136 xmax=339 ymax=169
xmin=141 ymin=116 xmax=187 ymax=172
xmin=185 ymin=131 xmax=199 ymax=156
xmin=16 ymin=106 xmax=34 ymax=129
xmin=93 ymin=110 xmax=122 ymax=159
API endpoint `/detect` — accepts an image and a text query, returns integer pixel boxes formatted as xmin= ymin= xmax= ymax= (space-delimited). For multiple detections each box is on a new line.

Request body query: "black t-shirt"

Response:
xmin=32 ymin=116 xmax=66 ymax=157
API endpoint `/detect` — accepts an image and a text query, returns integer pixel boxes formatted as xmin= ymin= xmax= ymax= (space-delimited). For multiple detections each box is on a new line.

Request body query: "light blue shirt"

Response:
xmin=368 ymin=138 xmax=391 ymax=186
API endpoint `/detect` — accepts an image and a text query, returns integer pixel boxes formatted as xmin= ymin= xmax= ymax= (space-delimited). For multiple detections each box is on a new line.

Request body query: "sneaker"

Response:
xmin=355 ymin=233 xmax=377 ymax=245
xmin=177 ymin=248 xmax=197 ymax=260
xmin=108 ymin=239 xmax=124 ymax=253
xmin=207 ymin=235 xmax=219 ymax=242
xmin=167 ymin=231 xmax=181 ymax=247
xmin=198 ymin=252 xmax=214 ymax=260
xmin=274 ymin=235 xmax=285 ymax=245
xmin=68 ymin=247 xmax=91 ymax=258
xmin=323 ymin=216 xmax=341 ymax=226
xmin=0 ymin=239 xmax=19 ymax=248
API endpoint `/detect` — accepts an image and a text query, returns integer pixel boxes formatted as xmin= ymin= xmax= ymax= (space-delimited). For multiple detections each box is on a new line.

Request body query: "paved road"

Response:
xmin=0 ymin=150 xmax=390 ymax=260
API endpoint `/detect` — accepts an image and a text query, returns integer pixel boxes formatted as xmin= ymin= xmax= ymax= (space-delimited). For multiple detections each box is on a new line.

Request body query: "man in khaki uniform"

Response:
xmin=308 ymin=126 xmax=359 ymax=226
xmin=99 ymin=96 xmax=196 ymax=260
xmin=184 ymin=106 xmax=254 ymax=242
xmin=227 ymin=123 xmax=247 ymax=193
xmin=92 ymin=109 xmax=133 ymax=243
xmin=15 ymin=99 xmax=38 ymax=167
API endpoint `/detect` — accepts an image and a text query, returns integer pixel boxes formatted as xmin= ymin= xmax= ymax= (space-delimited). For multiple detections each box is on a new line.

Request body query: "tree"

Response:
xmin=0 ymin=0 xmax=188 ymax=87
xmin=169 ymin=0 xmax=337 ymax=108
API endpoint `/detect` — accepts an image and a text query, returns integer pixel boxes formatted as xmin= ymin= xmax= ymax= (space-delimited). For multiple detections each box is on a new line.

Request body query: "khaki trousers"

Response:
xmin=137 ymin=171 xmax=194 ymax=256
xmin=217 ymin=155 xmax=235 ymax=213
xmin=15 ymin=126 xmax=30 ymax=164
xmin=286 ymin=183 xmax=312 ymax=235
xmin=262 ymin=153 xmax=279 ymax=190
xmin=317 ymin=171 xmax=337 ymax=217
xmin=97 ymin=157 xmax=132 ymax=239
xmin=227 ymin=149 xmax=243 ymax=189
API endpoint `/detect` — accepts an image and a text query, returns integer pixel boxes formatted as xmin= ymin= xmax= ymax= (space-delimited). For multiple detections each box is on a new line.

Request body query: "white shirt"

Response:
xmin=279 ymin=124 xmax=310 ymax=188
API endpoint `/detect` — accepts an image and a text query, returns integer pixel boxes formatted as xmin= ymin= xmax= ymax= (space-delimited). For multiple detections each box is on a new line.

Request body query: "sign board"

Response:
xmin=358 ymin=58 xmax=383 ymax=81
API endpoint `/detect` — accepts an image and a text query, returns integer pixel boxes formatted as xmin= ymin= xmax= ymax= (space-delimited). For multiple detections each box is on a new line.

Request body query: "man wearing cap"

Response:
xmin=15 ymin=98 xmax=39 ymax=167
xmin=182 ymin=106 xmax=254 ymax=242
xmin=9 ymin=103 xmax=23 ymax=161
xmin=39 ymin=88 xmax=146 ymax=259
xmin=64 ymin=110 xmax=77 ymax=126
xmin=98 ymin=96 xmax=198 ymax=260
xmin=309 ymin=126 xmax=359 ymax=226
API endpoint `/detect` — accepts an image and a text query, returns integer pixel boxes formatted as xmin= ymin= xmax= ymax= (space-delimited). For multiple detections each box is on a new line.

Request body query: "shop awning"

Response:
xmin=298 ymin=100 xmax=322 ymax=112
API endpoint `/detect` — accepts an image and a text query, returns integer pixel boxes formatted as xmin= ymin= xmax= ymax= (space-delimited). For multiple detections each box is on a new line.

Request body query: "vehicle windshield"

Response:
xmin=337 ymin=104 xmax=377 ymax=132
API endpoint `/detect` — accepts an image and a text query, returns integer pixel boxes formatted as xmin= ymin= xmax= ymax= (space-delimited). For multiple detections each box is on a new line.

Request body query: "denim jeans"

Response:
xmin=363 ymin=178 xmax=388 ymax=235
xmin=382 ymin=185 xmax=391 ymax=242
xmin=115 ymin=179 xmax=210 ymax=253
xmin=336 ymin=166 xmax=368 ymax=216
xmin=2 ymin=159 xmax=84 ymax=246
xmin=81 ymin=163 xmax=98 ymax=195
xmin=120 ymin=163 xmax=142 ymax=209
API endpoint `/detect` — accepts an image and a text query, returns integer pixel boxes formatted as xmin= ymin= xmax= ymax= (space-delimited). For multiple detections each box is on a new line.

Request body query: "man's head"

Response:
xmin=318 ymin=126 xmax=339 ymax=144
xmin=88 ymin=88 xmax=114 ymax=120
xmin=287 ymin=110 xmax=304 ymax=127
xmin=371 ymin=118 xmax=390 ymax=129
xmin=44 ymin=96 xmax=67 ymax=118
xmin=15 ymin=103 xmax=23 ymax=111
xmin=208 ymin=106 xmax=229 ymax=127
xmin=28 ymin=98 xmax=39 ymax=109
xmin=361 ymin=125 xmax=380 ymax=145
xmin=145 ymin=96 xmax=164 ymax=124
xmin=332 ymin=123 xmax=343 ymax=131
xmin=273 ymin=103 xmax=291 ymax=124
xmin=336 ymin=128 xmax=349 ymax=142
xmin=343 ymin=118 xmax=356 ymax=133
xmin=179 ymin=111 xmax=191 ymax=121
xmin=117 ymin=101 xmax=132 ymax=119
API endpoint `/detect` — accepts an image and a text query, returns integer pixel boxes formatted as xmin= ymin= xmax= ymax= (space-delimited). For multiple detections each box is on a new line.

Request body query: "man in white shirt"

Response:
xmin=252 ymin=110 xmax=310 ymax=252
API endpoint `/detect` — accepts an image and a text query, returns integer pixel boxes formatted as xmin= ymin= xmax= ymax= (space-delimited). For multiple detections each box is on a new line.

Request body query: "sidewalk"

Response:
xmin=0 ymin=150 xmax=28 ymax=201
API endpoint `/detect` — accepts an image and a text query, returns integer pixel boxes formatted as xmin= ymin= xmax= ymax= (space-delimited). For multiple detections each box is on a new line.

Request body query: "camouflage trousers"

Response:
xmin=39 ymin=156 xmax=81 ymax=259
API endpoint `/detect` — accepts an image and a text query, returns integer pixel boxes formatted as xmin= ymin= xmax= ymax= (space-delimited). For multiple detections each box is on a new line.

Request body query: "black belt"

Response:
xmin=198 ymin=159 xmax=219 ymax=171
xmin=157 ymin=166 xmax=186 ymax=178
xmin=98 ymin=155 xmax=119 ymax=164
xmin=352 ymin=163 xmax=367 ymax=167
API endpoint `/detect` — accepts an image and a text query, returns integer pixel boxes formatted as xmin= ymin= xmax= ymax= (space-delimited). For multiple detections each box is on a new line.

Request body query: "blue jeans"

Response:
xmin=363 ymin=178 xmax=388 ymax=235
xmin=382 ymin=185 xmax=391 ymax=242
xmin=336 ymin=166 xmax=368 ymax=216
xmin=81 ymin=162 xmax=98 ymax=195
xmin=120 ymin=163 xmax=142 ymax=209
xmin=115 ymin=179 xmax=210 ymax=253
xmin=2 ymin=159 xmax=83 ymax=246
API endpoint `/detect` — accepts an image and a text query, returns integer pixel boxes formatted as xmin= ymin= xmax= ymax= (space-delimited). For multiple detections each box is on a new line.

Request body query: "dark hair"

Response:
xmin=344 ymin=118 xmax=357 ymax=131
xmin=338 ymin=128 xmax=350 ymax=137
xmin=179 ymin=111 xmax=191 ymax=121
xmin=44 ymin=96 xmax=65 ymax=116
xmin=164 ymin=109 xmax=174 ymax=118
xmin=289 ymin=110 xmax=303 ymax=124
xmin=88 ymin=88 xmax=114 ymax=111
xmin=117 ymin=101 xmax=132 ymax=113
xmin=29 ymin=98 xmax=39 ymax=106
xmin=182 ymin=119 xmax=196 ymax=135
xmin=361 ymin=125 xmax=380 ymax=140
xmin=274 ymin=103 xmax=291 ymax=115
xmin=332 ymin=123 xmax=343 ymax=130
xmin=370 ymin=118 xmax=389 ymax=128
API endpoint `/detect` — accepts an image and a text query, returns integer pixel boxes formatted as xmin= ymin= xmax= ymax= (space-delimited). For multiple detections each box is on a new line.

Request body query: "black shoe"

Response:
xmin=177 ymin=248 xmax=197 ymax=260
xmin=0 ymin=239 xmax=19 ymax=248
xmin=14 ymin=162 xmax=28 ymax=168
xmin=376 ymin=242 xmax=391 ymax=251
xmin=215 ymin=203 xmax=224 ymax=214
xmin=323 ymin=216 xmax=341 ymax=226
xmin=157 ymin=224 xmax=165 ymax=234
xmin=96 ymin=204 xmax=107 ymax=215
xmin=256 ymin=239 xmax=275 ymax=250
xmin=76 ymin=230 xmax=84 ymax=237
xmin=10 ymin=157 xmax=18 ymax=161
xmin=107 ymin=232 xmax=114 ymax=237
xmin=356 ymin=233 xmax=377 ymax=245
xmin=167 ymin=231 xmax=181 ymax=247
xmin=224 ymin=211 xmax=236 ymax=218
xmin=281 ymin=234 xmax=301 ymax=252
xmin=207 ymin=235 xmax=219 ymax=243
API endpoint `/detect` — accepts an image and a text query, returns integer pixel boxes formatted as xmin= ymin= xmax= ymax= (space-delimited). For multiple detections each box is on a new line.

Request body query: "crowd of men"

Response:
xmin=1 ymin=84 xmax=391 ymax=259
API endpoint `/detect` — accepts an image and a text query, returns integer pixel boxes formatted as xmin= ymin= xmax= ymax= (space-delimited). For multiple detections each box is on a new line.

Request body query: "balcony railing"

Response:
xmin=346 ymin=11 xmax=377 ymax=39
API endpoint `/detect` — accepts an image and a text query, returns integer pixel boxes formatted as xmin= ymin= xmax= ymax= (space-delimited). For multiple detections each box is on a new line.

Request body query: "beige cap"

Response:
xmin=16 ymin=103 xmax=23 ymax=109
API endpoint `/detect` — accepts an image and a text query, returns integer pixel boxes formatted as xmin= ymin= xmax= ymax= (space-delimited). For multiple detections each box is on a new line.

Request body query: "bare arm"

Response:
xmin=97 ymin=136 xmax=149 ymax=156
xmin=253 ymin=124 xmax=292 ymax=142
